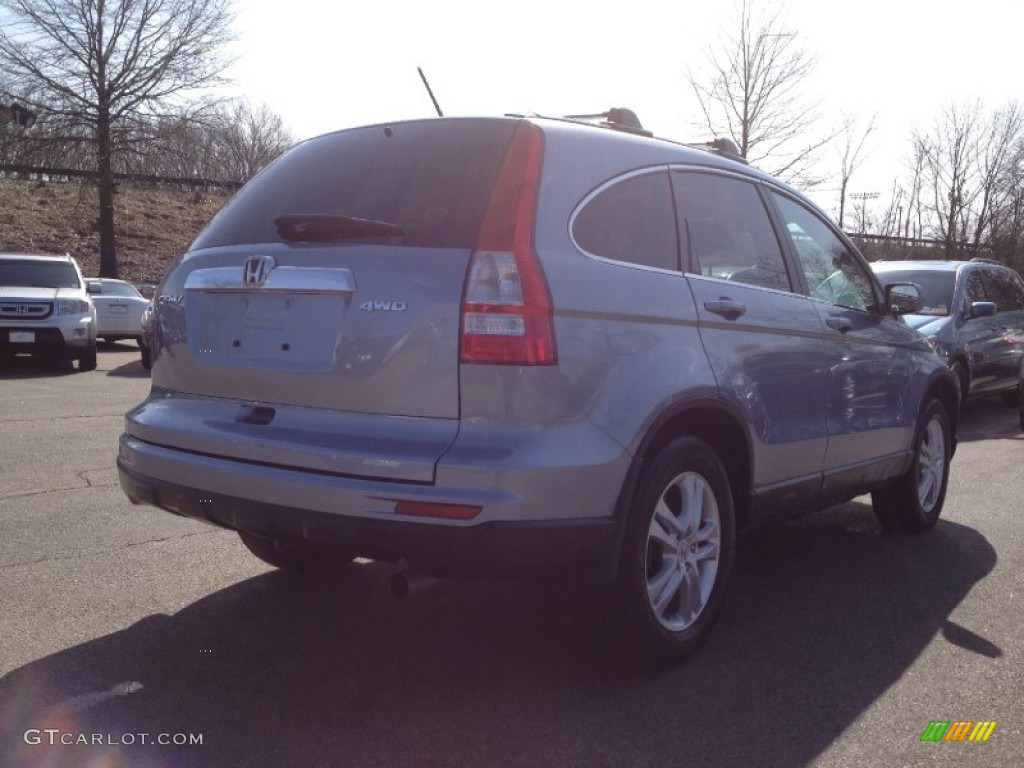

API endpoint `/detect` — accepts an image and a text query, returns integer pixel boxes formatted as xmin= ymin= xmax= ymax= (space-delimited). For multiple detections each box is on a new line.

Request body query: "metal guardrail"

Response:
xmin=0 ymin=163 xmax=242 ymax=189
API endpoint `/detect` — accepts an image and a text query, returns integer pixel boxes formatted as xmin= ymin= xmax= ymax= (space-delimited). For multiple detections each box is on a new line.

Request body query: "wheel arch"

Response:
xmin=948 ymin=355 xmax=970 ymax=399
xmin=609 ymin=397 xmax=753 ymax=578
xmin=925 ymin=371 xmax=960 ymax=457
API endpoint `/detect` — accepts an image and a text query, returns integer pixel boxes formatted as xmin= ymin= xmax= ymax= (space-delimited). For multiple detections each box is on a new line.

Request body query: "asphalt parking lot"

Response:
xmin=1 ymin=343 xmax=1021 ymax=767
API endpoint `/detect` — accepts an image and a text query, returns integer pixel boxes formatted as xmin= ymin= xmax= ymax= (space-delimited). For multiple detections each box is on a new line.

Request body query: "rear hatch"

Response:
xmin=135 ymin=118 xmax=525 ymax=482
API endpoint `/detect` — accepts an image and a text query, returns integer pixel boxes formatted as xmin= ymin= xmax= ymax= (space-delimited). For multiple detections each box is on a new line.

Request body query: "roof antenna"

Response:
xmin=417 ymin=67 xmax=444 ymax=117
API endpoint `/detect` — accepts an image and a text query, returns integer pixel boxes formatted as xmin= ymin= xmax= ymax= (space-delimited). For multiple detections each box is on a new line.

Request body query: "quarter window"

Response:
xmin=673 ymin=172 xmax=791 ymax=291
xmin=572 ymin=171 xmax=679 ymax=270
xmin=770 ymin=192 xmax=876 ymax=312
xmin=965 ymin=271 xmax=987 ymax=305
xmin=980 ymin=268 xmax=1024 ymax=312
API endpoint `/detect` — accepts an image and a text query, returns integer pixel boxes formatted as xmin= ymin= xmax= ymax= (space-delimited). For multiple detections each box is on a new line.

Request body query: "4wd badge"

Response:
xmin=359 ymin=301 xmax=407 ymax=312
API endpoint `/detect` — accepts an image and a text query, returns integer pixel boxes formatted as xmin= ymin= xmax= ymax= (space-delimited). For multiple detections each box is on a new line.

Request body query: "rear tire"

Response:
xmin=140 ymin=342 xmax=152 ymax=370
xmin=872 ymin=398 xmax=951 ymax=533
xmin=238 ymin=531 xmax=353 ymax=574
xmin=77 ymin=345 xmax=97 ymax=371
xmin=618 ymin=437 xmax=736 ymax=661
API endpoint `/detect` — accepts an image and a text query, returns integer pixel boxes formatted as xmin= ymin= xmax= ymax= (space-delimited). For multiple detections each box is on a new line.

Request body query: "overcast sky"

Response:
xmin=224 ymin=0 xmax=1022 ymax=221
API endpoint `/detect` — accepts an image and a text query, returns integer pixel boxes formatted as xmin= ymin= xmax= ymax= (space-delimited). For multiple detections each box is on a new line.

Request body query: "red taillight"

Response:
xmin=460 ymin=122 xmax=556 ymax=365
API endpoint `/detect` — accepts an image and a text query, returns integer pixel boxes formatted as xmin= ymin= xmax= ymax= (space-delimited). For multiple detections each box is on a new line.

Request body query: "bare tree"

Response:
xmin=912 ymin=101 xmax=1023 ymax=260
xmin=991 ymin=140 xmax=1024 ymax=268
xmin=918 ymin=103 xmax=979 ymax=258
xmin=835 ymin=113 xmax=878 ymax=229
xmin=0 ymin=0 xmax=234 ymax=277
xmin=969 ymin=102 xmax=1023 ymax=255
xmin=688 ymin=0 xmax=832 ymax=186
xmin=117 ymin=99 xmax=292 ymax=184
xmin=214 ymin=100 xmax=293 ymax=183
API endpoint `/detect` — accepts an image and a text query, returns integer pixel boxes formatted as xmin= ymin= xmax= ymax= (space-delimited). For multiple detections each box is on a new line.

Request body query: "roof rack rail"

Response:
xmin=563 ymin=108 xmax=653 ymax=137
xmin=687 ymin=137 xmax=747 ymax=164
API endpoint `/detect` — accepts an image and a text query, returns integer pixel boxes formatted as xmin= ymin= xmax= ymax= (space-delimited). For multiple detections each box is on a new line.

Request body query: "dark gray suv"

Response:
xmin=118 ymin=112 xmax=958 ymax=659
xmin=872 ymin=259 xmax=1024 ymax=404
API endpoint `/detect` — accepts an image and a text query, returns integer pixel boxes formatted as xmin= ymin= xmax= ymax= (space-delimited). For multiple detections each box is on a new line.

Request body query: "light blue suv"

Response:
xmin=118 ymin=111 xmax=958 ymax=659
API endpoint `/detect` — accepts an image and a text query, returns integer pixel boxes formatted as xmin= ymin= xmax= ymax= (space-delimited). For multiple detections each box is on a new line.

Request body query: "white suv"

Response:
xmin=0 ymin=253 xmax=98 ymax=370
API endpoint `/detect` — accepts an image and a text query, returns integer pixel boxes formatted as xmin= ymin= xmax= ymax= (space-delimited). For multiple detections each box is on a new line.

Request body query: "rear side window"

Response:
xmin=572 ymin=170 xmax=678 ymax=270
xmin=190 ymin=119 xmax=518 ymax=250
xmin=672 ymin=172 xmax=791 ymax=291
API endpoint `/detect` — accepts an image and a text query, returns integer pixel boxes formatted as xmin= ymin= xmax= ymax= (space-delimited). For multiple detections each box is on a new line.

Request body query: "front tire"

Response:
xmin=872 ymin=398 xmax=951 ymax=533
xmin=619 ymin=437 xmax=736 ymax=661
xmin=77 ymin=345 xmax=97 ymax=372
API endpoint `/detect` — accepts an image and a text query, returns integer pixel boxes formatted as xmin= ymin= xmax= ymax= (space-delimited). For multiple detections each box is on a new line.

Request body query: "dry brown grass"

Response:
xmin=0 ymin=177 xmax=230 ymax=283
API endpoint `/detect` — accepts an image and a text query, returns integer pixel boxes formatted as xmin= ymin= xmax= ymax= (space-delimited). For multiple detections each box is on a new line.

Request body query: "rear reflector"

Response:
xmin=460 ymin=122 xmax=556 ymax=365
xmin=395 ymin=501 xmax=481 ymax=520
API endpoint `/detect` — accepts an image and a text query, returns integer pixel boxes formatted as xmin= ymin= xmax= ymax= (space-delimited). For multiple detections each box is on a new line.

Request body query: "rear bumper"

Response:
xmin=117 ymin=440 xmax=621 ymax=582
xmin=96 ymin=316 xmax=144 ymax=337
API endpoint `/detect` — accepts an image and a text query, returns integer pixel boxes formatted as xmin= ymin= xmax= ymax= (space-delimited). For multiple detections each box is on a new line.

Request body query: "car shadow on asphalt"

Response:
xmin=96 ymin=341 xmax=149 ymax=378
xmin=0 ymin=357 xmax=78 ymax=378
xmin=0 ymin=509 xmax=997 ymax=768
xmin=957 ymin=398 xmax=1023 ymax=443
xmin=106 ymin=359 xmax=150 ymax=378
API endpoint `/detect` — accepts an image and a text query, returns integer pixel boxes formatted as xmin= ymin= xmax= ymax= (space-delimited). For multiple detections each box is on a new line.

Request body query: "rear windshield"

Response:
xmin=190 ymin=119 xmax=519 ymax=251
xmin=0 ymin=259 xmax=80 ymax=289
xmin=874 ymin=270 xmax=956 ymax=316
xmin=92 ymin=280 xmax=143 ymax=297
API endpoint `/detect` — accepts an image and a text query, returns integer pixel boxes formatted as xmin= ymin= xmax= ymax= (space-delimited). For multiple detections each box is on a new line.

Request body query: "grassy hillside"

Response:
xmin=0 ymin=177 xmax=230 ymax=284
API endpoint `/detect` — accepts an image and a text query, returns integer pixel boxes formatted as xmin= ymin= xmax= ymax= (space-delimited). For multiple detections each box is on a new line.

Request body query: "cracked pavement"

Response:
xmin=1 ymin=343 xmax=1021 ymax=768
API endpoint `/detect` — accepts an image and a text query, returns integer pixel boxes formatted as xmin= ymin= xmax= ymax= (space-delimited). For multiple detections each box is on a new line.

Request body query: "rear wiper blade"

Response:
xmin=274 ymin=214 xmax=404 ymax=243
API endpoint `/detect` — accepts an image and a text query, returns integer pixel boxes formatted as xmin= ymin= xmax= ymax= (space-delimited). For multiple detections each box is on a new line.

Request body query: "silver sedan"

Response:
xmin=87 ymin=278 xmax=150 ymax=344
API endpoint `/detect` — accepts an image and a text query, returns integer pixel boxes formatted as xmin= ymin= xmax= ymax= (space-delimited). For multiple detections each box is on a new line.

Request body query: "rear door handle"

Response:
xmin=826 ymin=315 xmax=852 ymax=333
xmin=704 ymin=299 xmax=747 ymax=318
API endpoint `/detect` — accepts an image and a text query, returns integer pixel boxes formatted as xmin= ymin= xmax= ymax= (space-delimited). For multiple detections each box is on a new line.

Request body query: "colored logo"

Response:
xmin=921 ymin=721 xmax=996 ymax=742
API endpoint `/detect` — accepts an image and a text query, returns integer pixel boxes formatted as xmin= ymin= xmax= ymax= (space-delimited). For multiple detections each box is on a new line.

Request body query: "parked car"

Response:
xmin=872 ymin=259 xmax=1024 ymax=404
xmin=0 ymin=252 xmax=97 ymax=370
xmin=118 ymin=111 xmax=959 ymax=660
xmin=138 ymin=297 xmax=154 ymax=370
xmin=87 ymin=277 xmax=151 ymax=345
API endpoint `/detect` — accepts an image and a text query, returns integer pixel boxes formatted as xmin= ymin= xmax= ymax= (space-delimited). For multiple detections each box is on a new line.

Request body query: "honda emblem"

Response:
xmin=243 ymin=255 xmax=275 ymax=287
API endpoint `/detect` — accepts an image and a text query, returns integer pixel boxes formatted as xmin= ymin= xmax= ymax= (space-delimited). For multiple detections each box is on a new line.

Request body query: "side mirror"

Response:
xmin=86 ymin=281 xmax=102 ymax=295
xmin=969 ymin=301 xmax=996 ymax=319
xmin=886 ymin=282 xmax=921 ymax=315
